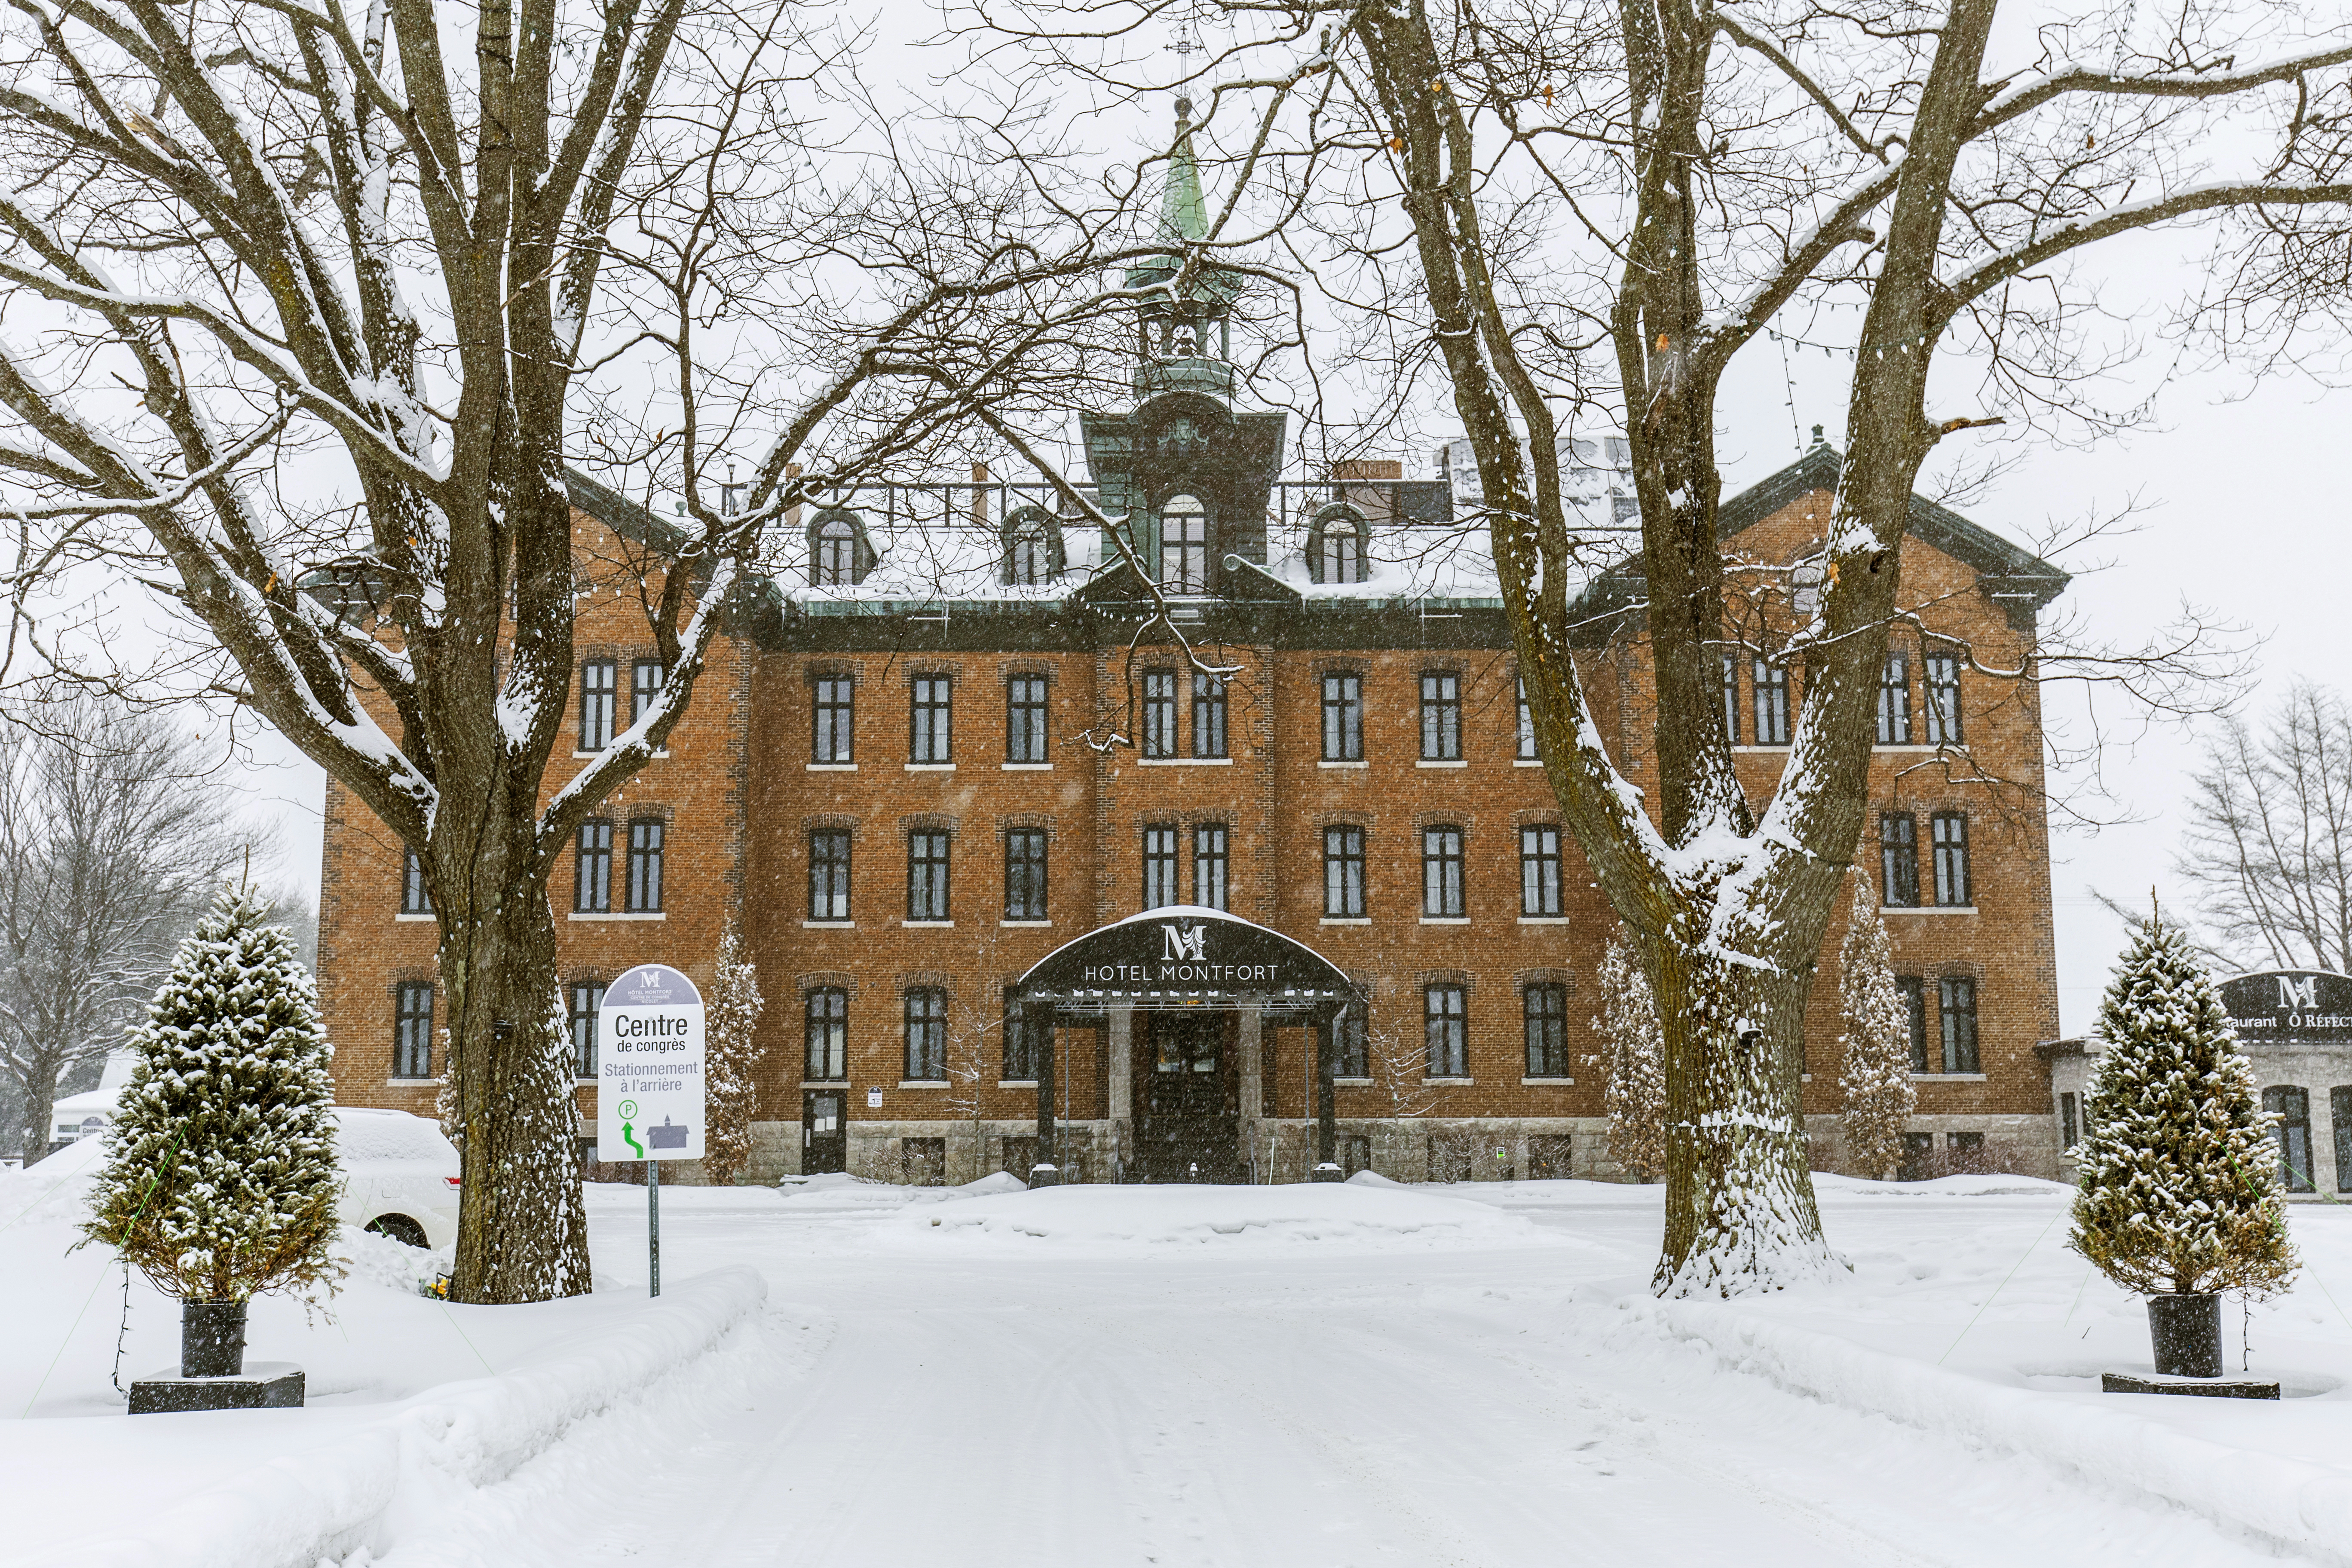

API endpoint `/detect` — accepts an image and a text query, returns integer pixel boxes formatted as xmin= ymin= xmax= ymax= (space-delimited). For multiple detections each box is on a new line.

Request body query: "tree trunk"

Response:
xmin=1652 ymin=926 xmax=1833 ymax=1294
xmin=18 ymin=1067 xmax=55 ymax=1164
xmin=439 ymin=876 xmax=591 ymax=1303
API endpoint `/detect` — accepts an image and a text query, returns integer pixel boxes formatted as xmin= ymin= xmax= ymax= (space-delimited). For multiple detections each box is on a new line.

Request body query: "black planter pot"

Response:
xmin=181 ymin=1300 xmax=248 ymax=1378
xmin=2147 ymin=1292 xmax=2223 ymax=1378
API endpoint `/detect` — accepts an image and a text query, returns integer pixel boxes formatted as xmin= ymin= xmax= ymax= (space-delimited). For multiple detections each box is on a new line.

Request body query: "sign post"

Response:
xmin=596 ymin=964 xmax=705 ymax=1298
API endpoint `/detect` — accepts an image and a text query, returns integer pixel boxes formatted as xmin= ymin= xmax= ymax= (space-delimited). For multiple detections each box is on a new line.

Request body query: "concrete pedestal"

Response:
xmin=129 ymin=1362 xmax=305 ymax=1415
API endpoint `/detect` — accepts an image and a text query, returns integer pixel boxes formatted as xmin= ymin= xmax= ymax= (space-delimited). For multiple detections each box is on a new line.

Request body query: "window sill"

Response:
xmin=1513 ymin=758 xmax=1543 ymax=768
xmin=1416 ymin=760 xmax=1467 ymax=769
xmin=1419 ymin=917 xmax=1469 ymax=926
xmin=1913 ymin=1072 xmax=1987 ymax=1082
xmin=1422 ymin=1077 xmax=1473 ymax=1086
xmin=803 ymin=920 xmax=854 ymax=929
xmin=1334 ymin=1077 xmax=1374 ymax=1087
xmin=998 ymin=1079 xmax=1038 ymax=1089
xmin=1317 ymin=760 xmax=1368 ymax=769
xmin=1138 ymin=756 xmax=1233 ymax=766
xmin=574 ymin=750 xmax=670 ymax=760
xmin=1516 ymin=916 xmax=1569 ymax=925
xmin=387 ymin=1077 xmax=442 ymax=1086
xmin=395 ymin=913 xmax=435 ymax=923
xmin=1000 ymin=919 xmax=1054 ymax=928
xmin=1732 ymin=744 xmax=1792 ymax=753
xmin=905 ymin=762 xmax=956 ymax=772
xmin=903 ymin=919 xmax=956 ymax=928
xmin=898 ymin=1080 xmax=950 ymax=1090
xmin=799 ymin=1080 xmax=849 ymax=1090
xmin=1883 ymin=905 xmax=1977 ymax=915
xmin=1520 ymin=1076 xmax=1575 ymax=1086
xmin=570 ymin=912 xmax=666 ymax=921
xmin=1876 ymin=743 xmax=1969 ymax=753
xmin=1001 ymin=762 xmax=1054 ymax=771
xmin=1319 ymin=917 xmax=1371 ymax=926
xmin=807 ymin=762 xmax=858 ymax=772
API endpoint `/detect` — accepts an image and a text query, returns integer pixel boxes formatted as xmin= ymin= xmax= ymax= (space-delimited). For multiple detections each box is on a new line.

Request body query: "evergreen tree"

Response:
xmin=1837 ymin=873 xmax=1916 ymax=1179
xmin=2069 ymin=912 xmax=2298 ymax=1298
xmin=702 ymin=931 xmax=765 ymax=1186
xmin=83 ymin=888 xmax=343 ymax=1304
xmin=1590 ymin=934 xmax=1667 ymax=1182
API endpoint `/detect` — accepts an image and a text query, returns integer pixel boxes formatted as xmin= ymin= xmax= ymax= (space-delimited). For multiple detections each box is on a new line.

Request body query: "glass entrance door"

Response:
xmin=1136 ymin=1012 xmax=1238 ymax=1181
xmin=803 ymin=1089 xmax=847 ymax=1176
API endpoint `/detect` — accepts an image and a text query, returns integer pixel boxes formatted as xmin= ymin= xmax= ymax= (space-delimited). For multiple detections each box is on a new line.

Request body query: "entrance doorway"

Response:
xmin=1136 ymin=1012 xmax=1238 ymax=1182
xmin=803 ymin=1089 xmax=846 ymax=1175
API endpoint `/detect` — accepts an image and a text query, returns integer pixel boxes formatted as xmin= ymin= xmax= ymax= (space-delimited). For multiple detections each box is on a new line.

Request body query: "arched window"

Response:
xmin=814 ymin=517 xmax=857 ymax=586
xmin=1161 ymin=494 xmax=1209 ymax=594
xmin=1008 ymin=519 xmax=1054 ymax=585
xmin=1311 ymin=509 xmax=1367 ymax=585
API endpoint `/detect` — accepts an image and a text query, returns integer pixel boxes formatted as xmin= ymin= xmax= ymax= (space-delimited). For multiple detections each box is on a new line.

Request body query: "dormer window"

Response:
xmin=1161 ymin=495 xmax=1209 ymax=594
xmin=1311 ymin=509 xmax=1368 ymax=585
xmin=1009 ymin=519 xmax=1053 ymax=585
xmin=814 ymin=518 xmax=857 ymax=586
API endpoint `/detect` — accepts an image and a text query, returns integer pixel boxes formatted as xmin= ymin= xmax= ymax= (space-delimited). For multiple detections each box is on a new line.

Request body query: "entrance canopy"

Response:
xmin=1014 ymin=906 xmax=1355 ymax=1024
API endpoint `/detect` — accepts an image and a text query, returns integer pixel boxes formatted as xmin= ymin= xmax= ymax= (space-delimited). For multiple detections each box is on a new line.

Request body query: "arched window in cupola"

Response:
xmin=808 ymin=508 xmax=876 ymax=587
xmin=1001 ymin=508 xmax=1064 ymax=586
xmin=1160 ymin=494 xmax=1210 ymax=594
xmin=1309 ymin=506 xmax=1369 ymax=585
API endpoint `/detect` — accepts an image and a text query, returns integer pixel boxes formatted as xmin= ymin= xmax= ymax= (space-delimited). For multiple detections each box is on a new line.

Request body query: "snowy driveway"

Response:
xmin=371 ymin=1178 xmax=2334 ymax=1568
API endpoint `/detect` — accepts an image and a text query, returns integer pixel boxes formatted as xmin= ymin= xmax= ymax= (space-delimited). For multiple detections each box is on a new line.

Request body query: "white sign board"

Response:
xmin=596 ymin=964 xmax=705 ymax=1162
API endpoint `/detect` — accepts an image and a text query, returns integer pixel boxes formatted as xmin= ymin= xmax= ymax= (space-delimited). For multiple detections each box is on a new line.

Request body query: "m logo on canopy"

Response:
xmin=2279 ymin=974 xmax=2319 ymax=1011
xmin=1161 ymin=923 xmax=1207 ymax=962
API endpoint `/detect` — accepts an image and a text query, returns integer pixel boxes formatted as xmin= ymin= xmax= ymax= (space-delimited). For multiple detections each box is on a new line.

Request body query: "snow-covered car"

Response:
xmin=334 ymin=1106 xmax=461 ymax=1249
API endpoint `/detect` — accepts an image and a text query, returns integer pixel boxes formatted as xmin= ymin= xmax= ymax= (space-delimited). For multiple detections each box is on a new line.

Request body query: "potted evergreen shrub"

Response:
xmin=83 ymin=889 xmax=343 ymax=1400
xmin=2068 ymin=912 xmax=2297 ymax=1377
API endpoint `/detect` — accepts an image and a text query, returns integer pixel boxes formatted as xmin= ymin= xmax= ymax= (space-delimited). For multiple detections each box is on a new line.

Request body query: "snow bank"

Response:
xmin=1635 ymin=1296 xmax=2352 ymax=1560
xmin=887 ymin=1181 xmax=1557 ymax=1253
xmin=1810 ymin=1172 xmax=2078 ymax=1198
xmin=29 ymin=1267 xmax=767 ymax=1568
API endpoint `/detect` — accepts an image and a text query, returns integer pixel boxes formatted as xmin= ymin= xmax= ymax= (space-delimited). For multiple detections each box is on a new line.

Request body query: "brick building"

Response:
xmin=317 ymin=112 xmax=2073 ymax=1185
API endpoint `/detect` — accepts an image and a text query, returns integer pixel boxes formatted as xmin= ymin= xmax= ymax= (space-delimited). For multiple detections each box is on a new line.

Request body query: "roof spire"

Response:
xmin=1161 ymin=93 xmax=1208 ymax=243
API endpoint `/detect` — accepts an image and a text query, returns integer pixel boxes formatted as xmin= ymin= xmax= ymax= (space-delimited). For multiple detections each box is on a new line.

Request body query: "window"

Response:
xmin=1315 ymin=513 xmax=1366 ymax=584
xmin=2333 ymin=1086 xmax=2352 ymax=1193
xmin=1520 ymin=825 xmax=1562 ymax=917
xmin=1323 ymin=826 xmax=1366 ymax=917
xmin=1529 ymin=1133 xmax=1573 ymax=1179
xmin=808 ymin=830 xmax=851 ymax=920
xmin=1320 ymin=673 xmax=1363 ymax=761
xmin=1424 ymin=984 xmax=1467 ymax=1077
xmin=1877 ymin=653 xmax=1911 ymax=745
xmin=814 ymin=518 xmax=856 ymax=585
xmin=907 ymin=831 xmax=951 ymax=921
xmin=805 ymin=988 xmax=847 ymax=1080
xmin=1516 ymin=676 xmax=1538 ymax=760
xmin=1931 ymin=812 xmax=1972 ymax=907
xmin=1924 ymin=653 xmax=1963 ymax=745
xmin=1897 ymin=975 xmax=1928 ymax=1071
xmin=580 ymin=659 xmax=617 ymax=750
xmin=1161 ymin=495 xmax=1209 ymax=593
xmin=1191 ymin=673 xmax=1228 ymax=759
xmin=569 ymin=981 xmax=604 ymax=1078
xmin=1004 ymin=828 xmax=1049 ymax=920
xmin=2265 ymin=1086 xmax=2314 ymax=1192
xmin=1524 ymin=983 xmax=1568 ymax=1077
xmin=1938 ymin=977 xmax=1979 ymax=1074
xmin=1880 ymin=813 xmax=1920 ymax=908
xmin=1142 ymin=824 xmax=1180 ymax=910
xmin=1006 ymin=676 xmax=1048 ymax=763
xmin=902 ymin=1136 xmax=948 ymax=1185
xmin=1002 ymin=991 xmax=1043 ymax=1081
xmin=1327 ymin=997 xmax=1369 ymax=1078
xmin=575 ymin=819 xmax=614 ymax=913
xmin=631 ymin=660 xmax=665 ymax=727
xmin=1752 ymin=656 xmax=1790 ymax=745
xmin=812 ymin=676 xmax=854 ymax=763
xmin=393 ymin=982 xmax=435 ymax=1078
xmin=1422 ymin=826 xmax=1465 ymax=917
xmin=904 ymin=988 xmax=947 ymax=1081
xmin=1419 ymin=672 xmax=1461 ymax=760
xmin=1719 ymin=651 xmax=1741 ymax=744
xmin=2059 ymin=1091 xmax=2079 ymax=1151
xmin=1193 ymin=824 xmax=1229 ymax=912
xmin=625 ymin=819 xmax=665 ymax=913
xmin=910 ymin=677 xmax=952 ymax=763
xmin=401 ymin=847 xmax=431 ymax=915
xmin=1008 ymin=519 xmax=1053 ymax=585
xmin=1142 ymin=669 xmax=1177 ymax=758
xmin=1339 ymin=1132 xmax=1372 ymax=1177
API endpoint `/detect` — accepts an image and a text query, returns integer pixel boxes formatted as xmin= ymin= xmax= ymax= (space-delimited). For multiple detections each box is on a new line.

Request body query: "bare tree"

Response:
xmin=0 ymin=0 xmax=1161 ymax=1296
xmin=2171 ymin=681 xmax=2352 ymax=975
xmin=0 ymin=696 xmax=241 ymax=1160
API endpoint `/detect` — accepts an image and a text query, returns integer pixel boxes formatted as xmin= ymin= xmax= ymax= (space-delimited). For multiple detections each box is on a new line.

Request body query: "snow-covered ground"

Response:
xmin=8 ymin=1157 xmax=2352 ymax=1566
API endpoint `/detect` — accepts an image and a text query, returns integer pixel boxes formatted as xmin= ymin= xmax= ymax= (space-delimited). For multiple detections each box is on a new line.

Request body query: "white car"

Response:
xmin=335 ymin=1106 xmax=462 ymax=1249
